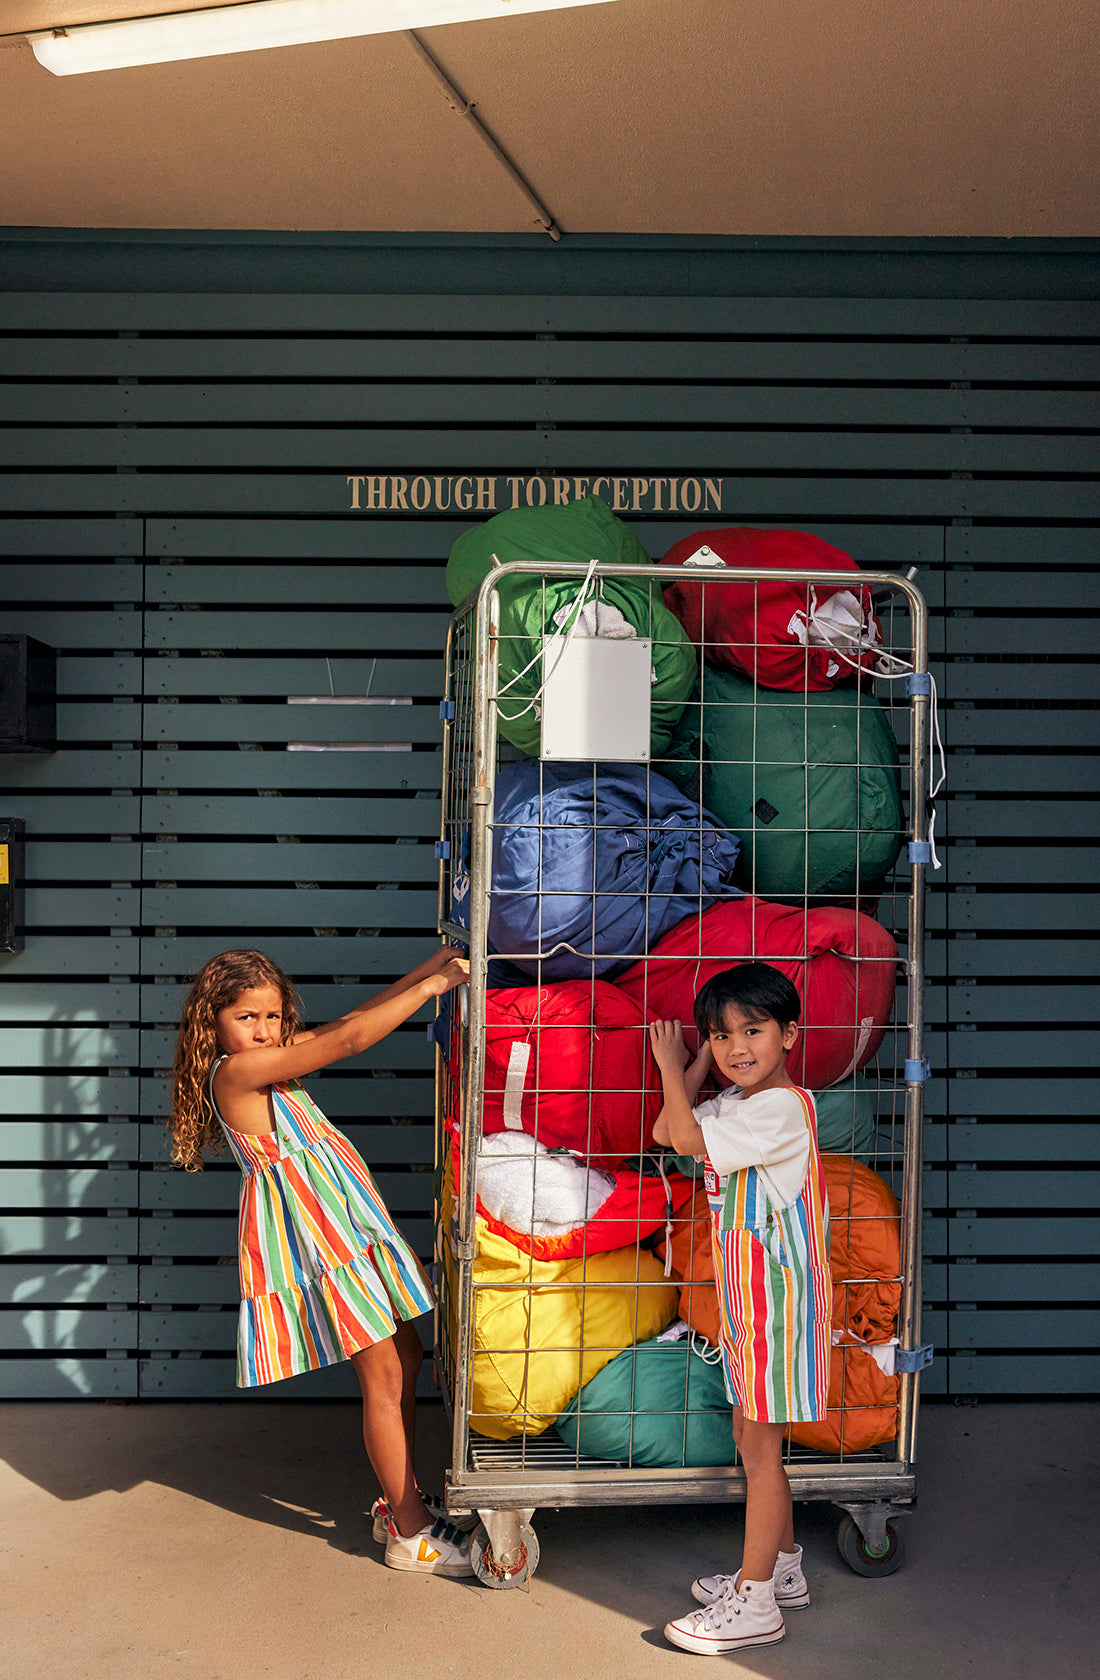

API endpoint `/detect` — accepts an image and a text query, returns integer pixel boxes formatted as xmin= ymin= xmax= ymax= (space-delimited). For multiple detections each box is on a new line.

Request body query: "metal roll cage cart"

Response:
xmin=434 ymin=556 xmax=933 ymax=1590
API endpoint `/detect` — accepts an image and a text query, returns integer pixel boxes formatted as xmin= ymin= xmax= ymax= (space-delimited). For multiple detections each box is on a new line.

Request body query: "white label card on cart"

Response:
xmin=539 ymin=636 xmax=652 ymax=762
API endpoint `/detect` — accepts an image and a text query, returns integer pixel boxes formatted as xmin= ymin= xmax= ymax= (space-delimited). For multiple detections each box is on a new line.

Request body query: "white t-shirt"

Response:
xmin=694 ymin=1084 xmax=813 ymax=1211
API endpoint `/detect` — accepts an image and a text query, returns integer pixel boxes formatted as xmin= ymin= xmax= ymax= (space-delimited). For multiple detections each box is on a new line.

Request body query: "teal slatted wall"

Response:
xmin=0 ymin=235 xmax=1095 ymax=1400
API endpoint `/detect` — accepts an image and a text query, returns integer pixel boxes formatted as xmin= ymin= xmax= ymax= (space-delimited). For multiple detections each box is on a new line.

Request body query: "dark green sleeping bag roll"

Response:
xmin=662 ymin=668 xmax=904 ymax=899
xmin=556 ymin=1331 xmax=736 ymax=1468
xmin=447 ymin=497 xmax=697 ymax=758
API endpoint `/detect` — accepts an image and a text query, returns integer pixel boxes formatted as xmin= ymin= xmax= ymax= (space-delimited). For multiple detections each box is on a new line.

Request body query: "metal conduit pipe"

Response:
xmin=405 ymin=30 xmax=562 ymax=241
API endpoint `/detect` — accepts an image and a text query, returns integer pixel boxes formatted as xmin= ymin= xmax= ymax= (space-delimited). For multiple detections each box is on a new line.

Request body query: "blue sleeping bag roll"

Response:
xmin=487 ymin=760 xmax=741 ymax=982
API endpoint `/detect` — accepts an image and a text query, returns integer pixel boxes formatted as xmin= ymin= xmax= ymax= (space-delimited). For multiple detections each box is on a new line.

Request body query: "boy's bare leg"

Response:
xmin=737 ymin=1417 xmax=794 ymax=1582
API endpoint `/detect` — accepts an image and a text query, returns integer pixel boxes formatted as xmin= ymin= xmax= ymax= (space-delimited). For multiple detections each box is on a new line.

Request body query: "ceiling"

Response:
xmin=0 ymin=0 xmax=1096 ymax=236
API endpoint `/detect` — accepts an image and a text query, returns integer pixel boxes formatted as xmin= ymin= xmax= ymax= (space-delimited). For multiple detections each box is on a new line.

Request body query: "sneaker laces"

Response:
xmin=430 ymin=1518 xmax=470 ymax=1547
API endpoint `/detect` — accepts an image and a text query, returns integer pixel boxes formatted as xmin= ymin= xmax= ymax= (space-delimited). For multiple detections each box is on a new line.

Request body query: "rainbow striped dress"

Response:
xmin=708 ymin=1087 xmax=832 ymax=1424
xmin=212 ymin=1063 xmax=434 ymax=1387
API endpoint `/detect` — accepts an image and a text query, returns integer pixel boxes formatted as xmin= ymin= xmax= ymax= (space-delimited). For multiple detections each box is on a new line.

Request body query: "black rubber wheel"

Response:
xmin=470 ymin=1519 xmax=540 ymax=1589
xmin=836 ymin=1512 xmax=905 ymax=1577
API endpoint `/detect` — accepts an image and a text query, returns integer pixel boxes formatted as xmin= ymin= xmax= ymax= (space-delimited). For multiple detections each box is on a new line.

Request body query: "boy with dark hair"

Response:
xmin=650 ymin=961 xmax=832 ymax=1654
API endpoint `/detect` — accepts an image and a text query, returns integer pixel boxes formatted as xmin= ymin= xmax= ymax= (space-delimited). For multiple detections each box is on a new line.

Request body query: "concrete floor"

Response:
xmin=0 ymin=1399 xmax=1096 ymax=1680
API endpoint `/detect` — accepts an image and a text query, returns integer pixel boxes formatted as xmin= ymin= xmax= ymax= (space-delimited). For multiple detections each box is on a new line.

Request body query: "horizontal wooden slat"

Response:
xmin=948 ymin=1310 xmax=1100 ymax=1349
xmin=143 ymin=841 xmax=438 ymax=883
xmin=923 ymin=1078 xmax=1095 ymax=1115
xmin=950 ymin=1217 xmax=1100 ymax=1256
xmin=948 ymin=802 xmax=1098 ymax=839
xmin=0 ymin=984 xmax=140 ymax=1022
xmin=939 ymin=938 xmax=1096 ymax=978
xmin=10 ymin=427 xmax=1097 ymax=475
xmin=144 ymin=702 xmax=443 ymax=746
xmin=0 ymin=517 xmax=144 ymax=556
xmin=947 ymin=527 xmax=1100 ymax=567
xmin=0 ymin=1168 xmax=139 ymax=1208
xmin=0 ymin=937 xmax=140 ymax=977
xmin=950 ymin=1355 xmax=1100 ymax=1394
xmin=144 ymin=518 xmax=944 ymax=566
xmin=139 ymin=935 xmax=443 ymax=977
xmin=5 ymin=382 xmax=1097 ymax=429
xmin=923 ymin=1169 xmax=1100 ymax=1209
xmin=0 ymin=1262 xmax=136 ymax=1302
xmin=26 ymin=887 xmax=141 ymax=927
xmin=143 ymin=655 xmax=443 ymax=699
xmin=0 ymin=1309 xmax=138 ymax=1351
xmin=4 ymin=292 xmax=1096 ymax=335
xmin=7 ymin=336 xmax=1098 ymax=381
xmin=947 ymin=847 xmax=1100 ymax=885
xmin=3 ymin=474 xmax=1096 ymax=520
xmin=945 ymin=572 xmax=1100 ymax=610
xmin=946 ymin=893 xmax=1100 ymax=931
xmin=0 ymin=609 xmax=141 ymax=649
xmin=947 ymin=714 xmax=1097 ymax=749
xmin=146 ymin=608 xmax=449 ymax=653
xmin=142 ymin=749 xmax=441 ymax=790
xmin=0 ymin=1215 xmax=138 ymax=1254
xmin=137 ymin=1356 xmax=364 ymax=1400
xmin=147 ymin=563 xmax=450 ymax=606
xmin=0 ymin=1076 xmax=137 ymax=1117
xmin=0 ymin=1359 xmax=135 ymax=1399
xmin=946 ymin=666 xmax=1100 ymax=701
xmin=140 ymin=886 xmax=438 ymax=928
xmin=945 ymin=987 xmax=1100 ymax=1024
xmin=0 ymin=1027 xmax=139 ymax=1067
xmin=138 ymin=1077 xmax=434 ymax=1119
xmin=139 ymin=1264 xmax=239 ymax=1305
xmin=143 ymin=794 xmax=441 ymax=836
xmin=27 ymin=841 xmax=142 ymax=878
xmin=924 ymin=1262 xmax=1100 ymax=1301
xmin=0 ymin=562 xmax=142 ymax=602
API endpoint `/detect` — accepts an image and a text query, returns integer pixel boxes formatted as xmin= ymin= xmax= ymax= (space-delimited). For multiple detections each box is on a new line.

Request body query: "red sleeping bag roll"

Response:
xmin=617 ymin=897 xmax=898 ymax=1091
xmin=660 ymin=527 xmax=880 ymax=691
xmin=482 ymin=981 xmax=660 ymax=1167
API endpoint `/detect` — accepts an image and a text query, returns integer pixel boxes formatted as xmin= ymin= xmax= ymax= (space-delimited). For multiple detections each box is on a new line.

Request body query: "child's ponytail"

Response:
xmin=169 ymin=950 xmax=300 ymax=1171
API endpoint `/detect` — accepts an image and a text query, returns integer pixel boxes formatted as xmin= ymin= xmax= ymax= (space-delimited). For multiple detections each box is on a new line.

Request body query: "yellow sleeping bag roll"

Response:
xmin=441 ymin=1157 xmax=678 ymax=1440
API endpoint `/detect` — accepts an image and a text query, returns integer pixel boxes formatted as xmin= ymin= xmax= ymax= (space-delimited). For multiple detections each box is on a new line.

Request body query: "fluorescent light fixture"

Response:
xmin=30 ymin=0 xmax=619 ymax=75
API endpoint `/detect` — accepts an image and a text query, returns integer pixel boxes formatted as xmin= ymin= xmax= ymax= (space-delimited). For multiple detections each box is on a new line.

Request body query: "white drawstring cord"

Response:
xmin=656 ymin=1149 xmax=675 ymax=1277
xmin=494 ymin=555 xmax=601 ymax=722
xmin=824 ymin=624 xmax=946 ymax=871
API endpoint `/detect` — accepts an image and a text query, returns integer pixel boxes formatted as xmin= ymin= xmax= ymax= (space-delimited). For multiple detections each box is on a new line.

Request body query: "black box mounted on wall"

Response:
xmin=0 ymin=818 xmax=25 ymax=952
xmin=0 ymin=635 xmax=56 ymax=752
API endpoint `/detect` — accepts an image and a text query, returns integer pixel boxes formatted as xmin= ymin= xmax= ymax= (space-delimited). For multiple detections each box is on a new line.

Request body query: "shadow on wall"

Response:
xmin=1 ymin=1003 xmax=136 ymax=1399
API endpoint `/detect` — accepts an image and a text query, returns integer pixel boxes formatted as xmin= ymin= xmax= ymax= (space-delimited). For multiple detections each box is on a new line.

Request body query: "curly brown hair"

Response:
xmin=169 ymin=949 xmax=301 ymax=1172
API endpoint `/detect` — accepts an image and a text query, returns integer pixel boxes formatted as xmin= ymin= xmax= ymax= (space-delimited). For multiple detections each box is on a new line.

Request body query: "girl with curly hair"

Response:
xmin=169 ymin=944 xmax=475 ymax=1578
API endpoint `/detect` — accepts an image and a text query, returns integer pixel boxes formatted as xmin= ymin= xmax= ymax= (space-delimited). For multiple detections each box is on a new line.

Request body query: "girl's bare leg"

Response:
xmin=350 ymin=1335 xmax=431 ymax=1537
xmin=737 ymin=1418 xmax=795 ymax=1583
xmin=392 ymin=1316 xmax=423 ymax=1460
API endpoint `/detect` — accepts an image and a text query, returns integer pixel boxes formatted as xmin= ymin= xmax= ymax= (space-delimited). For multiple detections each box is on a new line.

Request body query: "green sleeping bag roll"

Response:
xmin=662 ymin=668 xmax=904 ymax=899
xmin=556 ymin=1331 xmax=736 ymax=1468
xmin=447 ymin=496 xmax=697 ymax=758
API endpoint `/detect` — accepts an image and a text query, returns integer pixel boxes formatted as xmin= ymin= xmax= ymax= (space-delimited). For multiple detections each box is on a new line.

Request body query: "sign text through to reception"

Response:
xmin=346 ymin=474 xmax=726 ymax=516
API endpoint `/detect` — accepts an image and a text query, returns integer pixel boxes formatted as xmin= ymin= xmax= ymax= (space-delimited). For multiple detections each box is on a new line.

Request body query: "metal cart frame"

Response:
xmin=433 ymin=557 xmax=932 ymax=1585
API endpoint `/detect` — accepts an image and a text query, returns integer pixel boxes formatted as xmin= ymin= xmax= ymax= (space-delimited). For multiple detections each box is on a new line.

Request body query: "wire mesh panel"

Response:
xmin=435 ymin=557 xmax=931 ymax=1524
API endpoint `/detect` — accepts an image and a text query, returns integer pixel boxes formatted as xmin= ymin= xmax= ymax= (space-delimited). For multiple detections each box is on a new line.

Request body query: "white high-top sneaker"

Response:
xmin=665 ymin=1577 xmax=785 ymax=1655
xmin=691 ymin=1545 xmax=810 ymax=1610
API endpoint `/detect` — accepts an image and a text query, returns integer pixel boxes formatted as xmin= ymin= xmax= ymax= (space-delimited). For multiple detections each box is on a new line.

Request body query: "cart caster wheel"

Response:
xmin=470 ymin=1519 xmax=540 ymax=1589
xmin=837 ymin=1512 xmax=905 ymax=1577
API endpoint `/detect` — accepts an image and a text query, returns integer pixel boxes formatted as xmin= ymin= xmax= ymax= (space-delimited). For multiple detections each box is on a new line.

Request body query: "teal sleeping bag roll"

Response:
xmin=662 ymin=667 xmax=904 ymax=899
xmin=556 ymin=1332 xmax=736 ymax=1467
xmin=447 ymin=497 xmax=697 ymax=758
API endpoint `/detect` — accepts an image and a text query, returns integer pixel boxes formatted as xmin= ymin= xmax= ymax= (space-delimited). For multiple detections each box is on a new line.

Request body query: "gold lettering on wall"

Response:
xmin=345 ymin=475 xmax=727 ymax=516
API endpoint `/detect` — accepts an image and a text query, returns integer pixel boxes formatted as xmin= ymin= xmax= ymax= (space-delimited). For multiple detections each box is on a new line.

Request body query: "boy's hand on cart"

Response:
xmin=649 ymin=1018 xmax=691 ymax=1075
